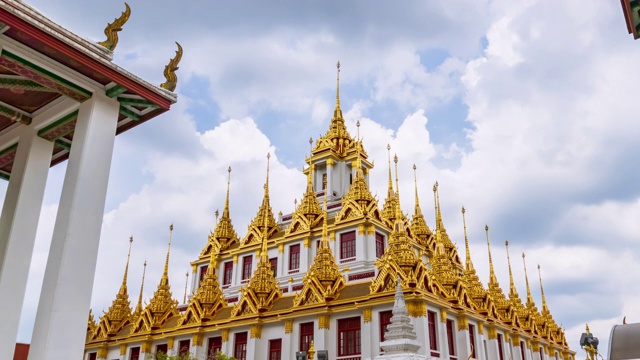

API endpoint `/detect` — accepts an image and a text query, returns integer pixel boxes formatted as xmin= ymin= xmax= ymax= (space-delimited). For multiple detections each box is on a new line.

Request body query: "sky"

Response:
xmin=1 ymin=0 xmax=639 ymax=357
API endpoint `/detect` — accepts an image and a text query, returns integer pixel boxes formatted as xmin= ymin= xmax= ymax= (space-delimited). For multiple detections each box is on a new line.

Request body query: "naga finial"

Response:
xmin=160 ymin=42 xmax=183 ymax=92
xmin=98 ymin=3 xmax=131 ymax=51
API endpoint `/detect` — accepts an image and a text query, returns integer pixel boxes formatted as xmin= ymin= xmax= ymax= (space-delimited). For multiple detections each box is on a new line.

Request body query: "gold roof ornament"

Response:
xmin=312 ymin=62 xmax=356 ymax=157
xmin=381 ymin=144 xmax=398 ymax=226
xmin=132 ymin=225 xmax=179 ymax=333
xmin=202 ymin=166 xmax=239 ymax=256
xmin=242 ymin=153 xmax=278 ymax=245
xmin=460 ymin=207 xmax=490 ymax=312
xmin=130 ymin=260 xmax=147 ymax=324
xmin=91 ymin=236 xmax=134 ymax=340
xmin=485 ymin=225 xmax=510 ymax=320
xmin=505 ymin=241 xmax=529 ymax=328
xmin=87 ymin=309 xmax=97 ymax=334
xmin=370 ymin=170 xmax=431 ymax=293
xmin=98 ymin=3 xmax=131 ymax=51
xmin=160 ymin=42 xmax=183 ymax=92
xmin=180 ymin=234 xmax=227 ymax=325
xmin=232 ymin=194 xmax=282 ymax=316
xmin=432 ymin=182 xmax=463 ymax=271
xmin=410 ymin=164 xmax=432 ymax=249
xmin=294 ymin=197 xmax=346 ymax=306
xmin=286 ymin=162 xmax=323 ymax=235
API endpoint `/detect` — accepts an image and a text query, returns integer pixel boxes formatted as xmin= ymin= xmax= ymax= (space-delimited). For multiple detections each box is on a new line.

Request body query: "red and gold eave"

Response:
xmin=0 ymin=2 xmax=177 ymax=178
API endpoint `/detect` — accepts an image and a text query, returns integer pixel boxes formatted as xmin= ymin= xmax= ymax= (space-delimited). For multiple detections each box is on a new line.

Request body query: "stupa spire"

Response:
xmin=242 ymin=153 xmax=277 ymax=245
xmin=538 ymin=264 xmax=550 ymax=315
xmin=134 ymin=260 xmax=147 ymax=316
xmin=462 ymin=207 xmax=474 ymax=271
xmin=212 ymin=166 xmax=239 ymax=250
xmin=387 ymin=145 xmax=394 ymax=199
xmin=486 ymin=225 xmax=498 ymax=285
xmin=410 ymin=165 xmax=431 ymax=247
xmin=505 ymin=241 xmax=518 ymax=298
xmin=522 ymin=253 xmax=537 ymax=309
xmin=120 ymin=236 xmax=133 ymax=292
xmin=394 ymin=153 xmax=401 ymax=210
xmin=161 ymin=224 xmax=173 ymax=285
xmin=334 ymin=60 xmax=341 ymax=116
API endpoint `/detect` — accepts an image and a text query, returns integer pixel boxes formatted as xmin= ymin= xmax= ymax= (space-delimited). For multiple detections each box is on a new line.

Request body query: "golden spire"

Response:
xmin=522 ymin=253 xmax=537 ymax=310
xmin=387 ymin=145 xmax=394 ymax=199
xmin=298 ymin=163 xmax=322 ymax=220
xmin=394 ymin=153 xmax=400 ymax=210
xmin=243 ymin=153 xmax=277 ymax=245
xmin=410 ymin=165 xmax=431 ymax=247
xmin=538 ymin=264 xmax=550 ymax=315
xmin=146 ymin=225 xmax=178 ymax=315
xmin=505 ymin=241 xmax=518 ymax=298
xmin=485 ymin=225 xmax=498 ymax=285
xmin=98 ymin=3 xmax=131 ymax=51
xmin=121 ymin=236 xmax=133 ymax=291
xmin=133 ymin=260 xmax=147 ymax=317
xmin=335 ymin=61 xmax=342 ymax=117
xmin=183 ymin=272 xmax=189 ymax=304
xmin=462 ymin=207 xmax=473 ymax=271
xmin=160 ymin=42 xmax=183 ymax=92
xmin=381 ymin=144 xmax=398 ymax=224
xmin=162 ymin=224 xmax=173 ymax=284
xmin=212 ymin=166 xmax=239 ymax=250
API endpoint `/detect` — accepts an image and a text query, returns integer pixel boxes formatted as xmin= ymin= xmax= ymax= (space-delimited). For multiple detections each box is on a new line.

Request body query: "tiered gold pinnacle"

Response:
xmin=381 ymin=145 xmax=399 ymax=226
xmin=242 ymin=153 xmax=278 ymax=245
xmin=286 ymin=162 xmax=322 ymax=235
xmin=461 ymin=207 xmax=488 ymax=311
xmin=485 ymin=225 xmax=509 ymax=318
xmin=505 ymin=241 xmax=528 ymax=327
xmin=213 ymin=166 xmax=239 ymax=251
xmin=410 ymin=164 xmax=432 ymax=249
xmin=294 ymin=197 xmax=345 ymax=306
xmin=431 ymin=182 xmax=463 ymax=298
xmin=131 ymin=260 xmax=147 ymax=323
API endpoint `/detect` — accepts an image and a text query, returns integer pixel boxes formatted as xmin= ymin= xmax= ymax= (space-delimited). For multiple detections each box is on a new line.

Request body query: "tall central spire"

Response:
xmin=381 ymin=144 xmax=399 ymax=225
xmin=242 ymin=153 xmax=277 ymax=245
xmin=334 ymin=60 xmax=342 ymax=118
xmin=410 ymin=164 xmax=431 ymax=248
xmin=462 ymin=207 xmax=473 ymax=271
xmin=486 ymin=225 xmax=498 ymax=285
xmin=505 ymin=241 xmax=519 ymax=298
xmin=121 ymin=236 xmax=133 ymax=292
xmin=212 ymin=166 xmax=239 ymax=250
xmin=161 ymin=224 xmax=173 ymax=285
xmin=133 ymin=260 xmax=147 ymax=318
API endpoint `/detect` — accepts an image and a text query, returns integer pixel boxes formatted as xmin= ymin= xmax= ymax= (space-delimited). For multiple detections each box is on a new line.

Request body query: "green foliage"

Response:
xmin=146 ymin=350 xmax=236 ymax=360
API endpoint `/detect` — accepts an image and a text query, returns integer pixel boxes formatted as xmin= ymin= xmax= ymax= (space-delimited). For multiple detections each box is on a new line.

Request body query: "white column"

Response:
xmin=361 ymin=318 xmax=372 ymax=360
xmin=486 ymin=338 xmax=500 ymax=360
xmin=326 ymin=161 xmax=333 ymax=198
xmin=28 ymin=93 xmax=119 ymax=360
xmin=457 ymin=327 xmax=471 ymax=360
xmin=513 ymin=343 xmax=523 ymax=360
xmin=0 ymin=126 xmax=53 ymax=359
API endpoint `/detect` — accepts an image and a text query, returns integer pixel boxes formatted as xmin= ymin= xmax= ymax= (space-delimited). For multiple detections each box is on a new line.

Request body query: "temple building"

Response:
xmin=84 ymin=64 xmax=575 ymax=360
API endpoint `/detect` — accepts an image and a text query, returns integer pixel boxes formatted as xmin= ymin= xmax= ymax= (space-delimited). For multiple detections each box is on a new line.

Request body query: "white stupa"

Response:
xmin=375 ymin=278 xmax=427 ymax=360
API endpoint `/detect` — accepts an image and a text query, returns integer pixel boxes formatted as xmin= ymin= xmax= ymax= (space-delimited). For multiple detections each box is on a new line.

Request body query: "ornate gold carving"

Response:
xmin=233 ymin=255 xmax=238 ymax=264
xmin=201 ymin=167 xmax=239 ymax=256
xmin=318 ymin=314 xmax=330 ymax=329
xmin=120 ymin=344 xmax=127 ymax=356
xmin=439 ymin=308 xmax=447 ymax=323
xmin=485 ymin=225 xmax=510 ymax=321
xmin=191 ymin=264 xmax=197 ymax=273
xmin=160 ymin=42 xmax=183 ymax=92
xmin=309 ymin=340 xmax=316 ymax=360
xmin=358 ymin=224 xmax=365 ymax=234
xmin=478 ymin=322 xmax=484 ymax=335
xmin=192 ymin=333 xmax=204 ymax=346
xmin=285 ymin=319 xmax=293 ymax=334
xmin=242 ymin=154 xmax=278 ymax=246
xmin=250 ymin=324 xmax=262 ymax=339
xmin=381 ymin=145 xmax=401 ymax=227
xmin=167 ymin=337 xmax=175 ymax=349
xmin=326 ymin=158 xmax=334 ymax=166
xmin=330 ymin=232 xmax=335 ymax=241
xmin=363 ymin=307 xmax=372 ymax=323
xmin=532 ymin=341 xmax=541 ymax=352
xmin=222 ymin=329 xmax=230 ymax=342
xmin=487 ymin=326 xmax=497 ymax=340
xmin=526 ymin=339 xmax=531 ymax=349
xmin=98 ymin=3 xmax=130 ymax=51
xmin=97 ymin=346 xmax=108 ymax=359
xmin=512 ymin=334 xmax=521 ymax=346
xmin=294 ymin=198 xmax=346 ymax=306
xmin=278 ymin=244 xmax=284 ymax=254
xmin=304 ymin=238 xmax=310 ymax=248
xmin=406 ymin=301 xmax=426 ymax=317
xmin=410 ymin=164 xmax=432 ymax=248
xmin=141 ymin=341 xmax=152 ymax=353
xmin=286 ymin=163 xmax=322 ymax=236
xmin=457 ymin=315 xmax=468 ymax=331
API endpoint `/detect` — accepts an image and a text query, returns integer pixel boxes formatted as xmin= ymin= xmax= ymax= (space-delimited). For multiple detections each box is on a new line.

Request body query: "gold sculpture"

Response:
xmin=98 ymin=3 xmax=131 ymax=51
xmin=160 ymin=42 xmax=183 ymax=92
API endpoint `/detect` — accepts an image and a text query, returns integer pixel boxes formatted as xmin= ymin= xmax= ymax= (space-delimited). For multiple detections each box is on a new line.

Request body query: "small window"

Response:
xmin=468 ymin=324 xmax=477 ymax=359
xmin=269 ymin=339 xmax=282 ymax=360
xmin=428 ymin=311 xmax=438 ymax=357
xmin=242 ymin=256 xmax=253 ymax=281
xmin=375 ymin=232 xmax=385 ymax=258
xmin=340 ymin=231 xmax=356 ymax=261
xmin=520 ymin=341 xmax=526 ymax=360
xmin=446 ymin=319 xmax=457 ymax=360
xmin=88 ymin=353 xmax=97 ymax=360
xmin=223 ymin=261 xmax=233 ymax=286
xmin=199 ymin=265 xmax=209 ymax=284
xmin=269 ymin=257 xmax=278 ymax=276
xmin=234 ymin=332 xmax=248 ymax=360
xmin=207 ymin=336 xmax=222 ymax=360
xmin=497 ymin=333 xmax=505 ymax=360
xmin=129 ymin=347 xmax=140 ymax=360
xmin=338 ymin=317 xmax=361 ymax=356
xmin=178 ymin=339 xmax=190 ymax=356
xmin=156 ymin=343 xmax=168 ymax=356
xmin=379 ymin=310 xmax=393 ymax=343
xmin=289 ymin=244 xmax=300 ymax=273
xmin=300 ymin=322 xmax=314 ymax=352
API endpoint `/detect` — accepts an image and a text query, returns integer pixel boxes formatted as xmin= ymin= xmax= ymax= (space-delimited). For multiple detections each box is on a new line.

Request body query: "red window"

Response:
xmin=428 ymin=310 xmax=438 ymax=356
xmin=269 ymin=339 xmax=282 ymax=360
xmin=179 ymin=339 xmax=190 ymax=355
xmin=234 ymin=332 xmax=248 ymax=360
xmin=88 ymin=353 xmax=97 ymax=360
xmin=497 ymin=334 xmax=504 ymax=360
xmin=156 ymin=343 xmax=168 ymax=355
xmin=340 ymin=231 xmax=356 ymax=260
xmin=129 ymin=347 xmax=140 ymax=360
xmin=270 ymin=257 xmax=278 ymax=276
xmin=300 ymin=322 xmax=314 ymax=352
xmin=206 ymin=336 xmax=222 ymax=360
xmin=289 ymin=244 xmax=300 ymax=272
xmin=242 ymin=256 xmax=253 ymax=281
xmin=468 ymin=324 xmax=477 ymax=359
xmin=379 ymin=310 xmax=393 ymax=343
xmin=520 ymin=341 xmax=526 ymax=360
xmin=200 ymin=265 xmax=209 ymax=284
xmin=446 ymin=319 xmax=457 ymax=359
xmin=223 ymin=261 xmax=233 ymax=286
xmin=376 ymin=232 xmax=385 ymax=258
xmin=338 ymin=316 xmax=361 ymax=356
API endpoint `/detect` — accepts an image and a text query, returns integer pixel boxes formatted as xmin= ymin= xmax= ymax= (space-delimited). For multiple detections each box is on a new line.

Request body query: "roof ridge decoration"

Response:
xmin=180 ymin=235 xmax=227 ymax=325
xmin=523 ymin=253 xmax=547 ymax=338
xmin=461 ymin=207 xmax=492 ymax=314
xmin=484 ymin=225 xmax=511 ymax=321
xmin=335 ymin=121 xmax=381 ymax=224
xmin=91 ymin=236 xmax=134 ymax=340
xmin=130 ymin=260 xmax=147 ymax=324
xmin=232 ymin=191 xmax=282 ymax=316
xmin=286 ymin=162 xmax=323 ymax=235
xmin=505 ymin=241 xmax=529 ymax=330
xmin=537 ymin=264 xmax=563 ymax=344
xmin=311 ymin=61 xmax=356 ymax=158
xmin=98 ymin=2 xmax=130 ymax=51
xmin=294 ymin=197 xmax=346 ymax=306
xmin=430 ymin=183 xmax=473 ymax=308
xmin=87 ymin=309 xmax=97 ymax=335
xmin=202 ymin=166 xmax=239 ymax=256
xmin=242 ymin=153 xmax=278 ymax=246
xmin=132 ymin=225 xmax=179 ymax=333
xmin=160 ymin=42 xmax=183 ymax=92
xmin=370 ymin=163 xmax=432 ymax=294
xmin=410 ymin=164 xmax=432 ymax=250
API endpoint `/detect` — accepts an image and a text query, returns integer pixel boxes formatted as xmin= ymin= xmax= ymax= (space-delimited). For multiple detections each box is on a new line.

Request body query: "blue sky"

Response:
xmin=2 ymin=1 xmax=640 ymax=357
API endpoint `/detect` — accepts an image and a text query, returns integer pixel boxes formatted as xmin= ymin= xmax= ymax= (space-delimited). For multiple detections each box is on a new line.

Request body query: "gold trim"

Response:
xmin=192 ymin=333 xmax=204 ymax=346
xmin=250 ymin=325 xmax=262 ymax=339
xmin=363 ymin=307 xmax=372 ymax=323
xmin=318 ymin=314 xmax=330 ymax=329
xmin=457 ymin=315 xmax=468 ymax=331
xmin=439 ymin=308 xmax=447 ymax=323
xmin=285 ymin=319 xmax=293 ymax=334
xmin=222 ymin=329 xmax=230 ymax=342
